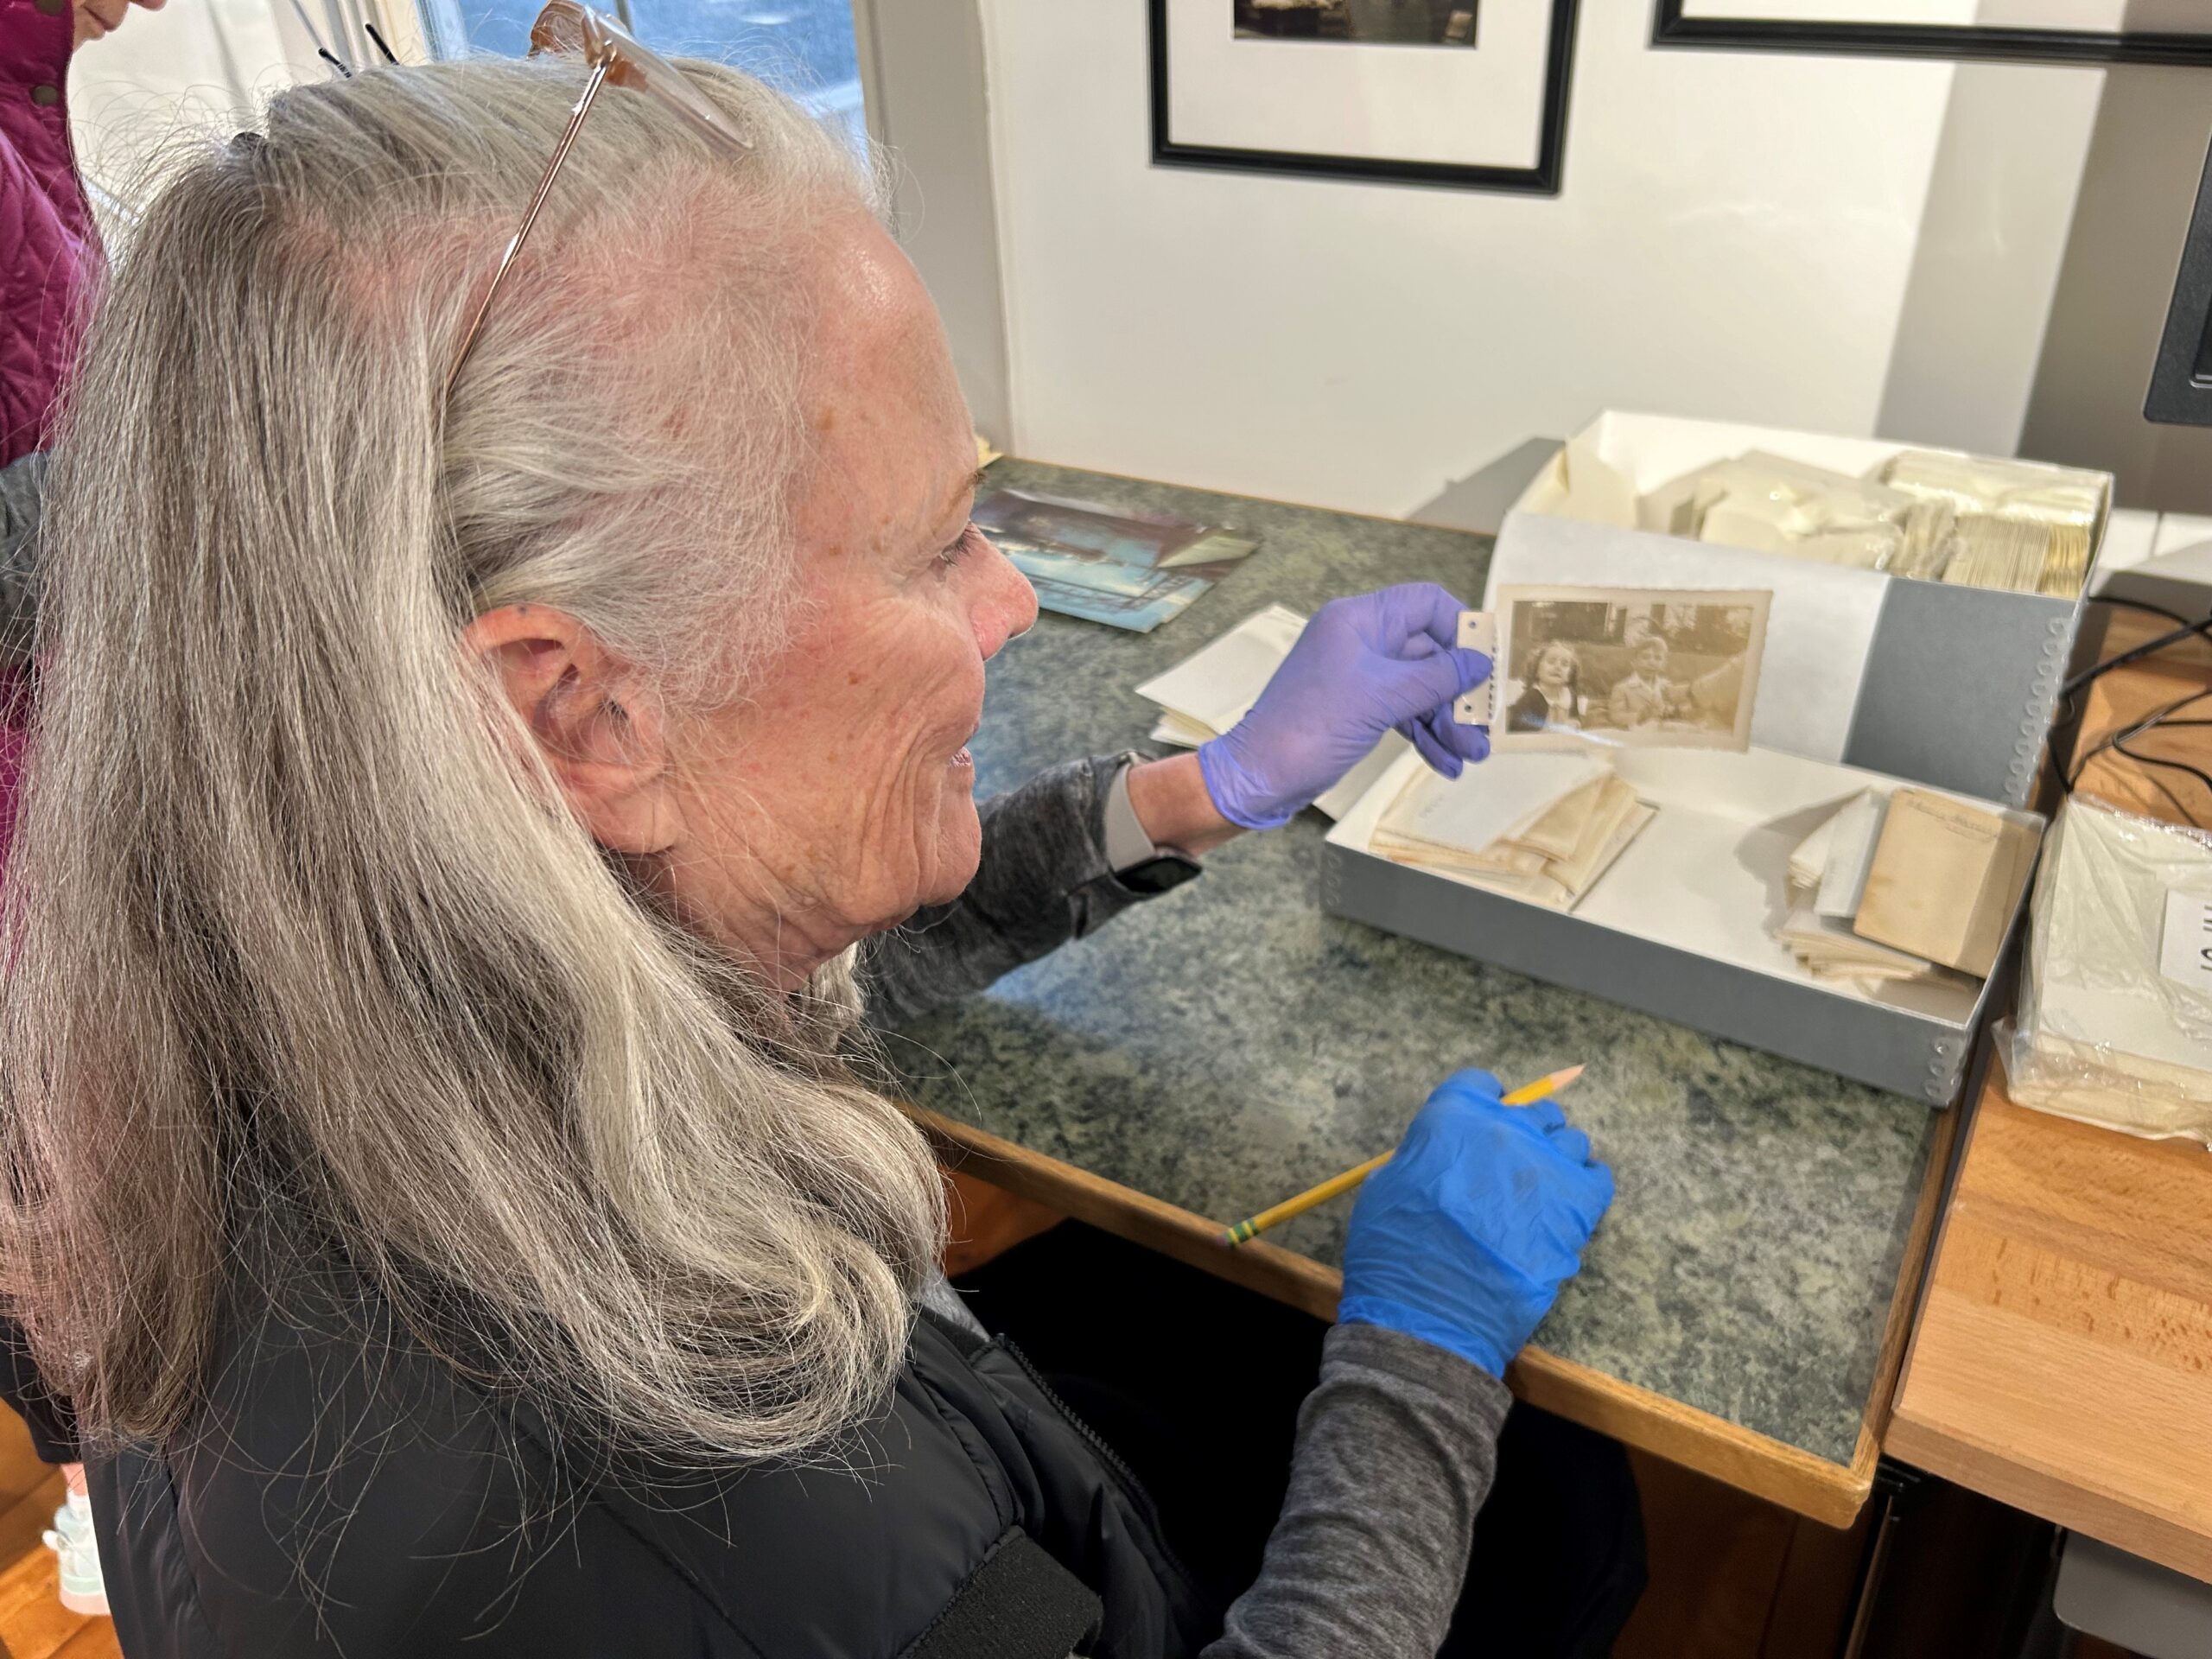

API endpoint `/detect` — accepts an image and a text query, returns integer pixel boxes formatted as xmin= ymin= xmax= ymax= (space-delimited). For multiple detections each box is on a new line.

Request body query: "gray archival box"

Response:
xmin=1323 ymin=461 xmax=2093 ymax=1103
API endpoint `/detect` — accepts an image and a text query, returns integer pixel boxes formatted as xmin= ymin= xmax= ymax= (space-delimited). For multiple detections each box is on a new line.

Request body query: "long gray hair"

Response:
xmin=0 ymin=55 xmax=947 ymax=1461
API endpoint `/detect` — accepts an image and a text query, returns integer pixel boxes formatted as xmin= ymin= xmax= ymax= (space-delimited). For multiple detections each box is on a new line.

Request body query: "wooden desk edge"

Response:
xmin=1888 ymin=1068 xmax=1995 ymax=1437
xmin=913 ymin=1103 xmax=1909 ymax=1530
xmin=1855 ymin=1087 xmax=1967 ymax=1479
xmin=1885 ymin=1410 xmax=2212 ymax=1582
xmin=1886 ymin=1071 xmax=2212 ymax=1583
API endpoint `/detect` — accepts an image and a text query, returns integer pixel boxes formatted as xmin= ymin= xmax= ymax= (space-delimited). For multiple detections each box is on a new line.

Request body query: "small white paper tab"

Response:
xmin=2158 ymin=888 xmax=2212 ymax=991
xmin=1454 ymin=610 xmax=1497 ymax=728
xmin=1815 ymin=789 xmax=1887 ymax=920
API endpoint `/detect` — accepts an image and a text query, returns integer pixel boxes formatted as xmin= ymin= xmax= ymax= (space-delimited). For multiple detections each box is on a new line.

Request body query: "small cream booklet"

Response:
xmin=1774 ymin=784 xmax=2040 ymax=993
xmin=1854 ymin=788 xmax=2042 ymax=980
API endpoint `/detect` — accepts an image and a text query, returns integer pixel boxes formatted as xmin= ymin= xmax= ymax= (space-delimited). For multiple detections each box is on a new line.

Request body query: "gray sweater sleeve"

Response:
xmin=0 ymin=450 xmax=44 ymax=669
xmin=860 ymin=752 xmax=1157 ymax=1027
xmin=1205 ymin=1325 xmax=1512 ymax=1659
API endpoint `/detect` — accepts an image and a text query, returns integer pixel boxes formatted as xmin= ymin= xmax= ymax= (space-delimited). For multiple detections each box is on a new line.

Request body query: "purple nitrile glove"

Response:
xmin=1196 ymin=583 xmax=1491 ymax=831
xmin=1338 ymin=1069 xmax=1614 ymax=1380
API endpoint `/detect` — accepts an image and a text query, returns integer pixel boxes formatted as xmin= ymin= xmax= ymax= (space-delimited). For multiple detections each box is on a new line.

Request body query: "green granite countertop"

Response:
xmin=887 ymin=459 xmax=1940 ymax=1471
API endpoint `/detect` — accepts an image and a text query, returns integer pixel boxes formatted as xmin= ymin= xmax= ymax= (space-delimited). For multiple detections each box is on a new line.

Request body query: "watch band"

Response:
xmin=1103 ymin=760 xmax=1162 ymax=873
xmin=1102 ymin=760 xmax=1205 ymax=896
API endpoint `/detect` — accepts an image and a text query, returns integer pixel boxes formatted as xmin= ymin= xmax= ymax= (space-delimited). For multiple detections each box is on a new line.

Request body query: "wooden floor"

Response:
xmin=0 ymin=1411 xmax=117 ymax=1659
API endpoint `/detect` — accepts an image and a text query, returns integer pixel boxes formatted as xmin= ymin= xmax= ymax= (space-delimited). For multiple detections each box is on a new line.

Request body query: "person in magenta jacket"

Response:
xmin=3 ymin=0 xmax=115 ymax=464
xmin=0 ymin=0 xmax=162 ymax=843
xmin=1 ymin=0 xmax=162 ymax=1618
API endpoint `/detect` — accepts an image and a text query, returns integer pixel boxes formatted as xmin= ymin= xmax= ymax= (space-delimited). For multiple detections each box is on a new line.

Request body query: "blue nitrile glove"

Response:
xmin=1196 ymin=583 xmax=1491 ymax=830
xmin=1338 ymin=1069 xmax=1614 ymax=1379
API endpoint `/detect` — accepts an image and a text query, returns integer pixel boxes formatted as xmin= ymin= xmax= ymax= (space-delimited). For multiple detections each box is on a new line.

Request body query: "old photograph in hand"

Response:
xmin=1492 ymin=585 xmax=1770 ymax=752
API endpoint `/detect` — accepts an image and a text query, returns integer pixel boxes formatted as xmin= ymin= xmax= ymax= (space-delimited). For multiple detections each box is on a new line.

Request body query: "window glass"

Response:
xmin=423 ymin=0 xmax=864 ymax=143
xmin=68 ymin=0 xmax=320 ymax=216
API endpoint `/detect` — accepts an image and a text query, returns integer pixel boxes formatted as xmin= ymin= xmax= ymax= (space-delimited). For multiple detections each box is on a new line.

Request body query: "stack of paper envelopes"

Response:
xmin=1571 ymin=440 xmax=2103 ymax=597
xmin=1775 ymin=784 xmax=2041 ymax=993
xmin=1370 ymin=753 xmax=1652 ymax=912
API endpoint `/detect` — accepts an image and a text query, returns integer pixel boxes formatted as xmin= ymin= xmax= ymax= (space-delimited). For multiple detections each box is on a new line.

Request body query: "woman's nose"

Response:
xmin=975 ymin=539 xmax=1039 ymax=658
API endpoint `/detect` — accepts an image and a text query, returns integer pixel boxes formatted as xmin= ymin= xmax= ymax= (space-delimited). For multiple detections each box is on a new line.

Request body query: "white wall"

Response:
xmin=858 ymin=0 xmax=1013 ymax=447
xmin=979 ymin=1 xmax=2116 ymax=518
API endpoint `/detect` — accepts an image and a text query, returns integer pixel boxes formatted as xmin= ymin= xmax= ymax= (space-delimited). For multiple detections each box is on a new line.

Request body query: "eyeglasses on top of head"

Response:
xmin=442 ymin=0 xmax=752 ymax=403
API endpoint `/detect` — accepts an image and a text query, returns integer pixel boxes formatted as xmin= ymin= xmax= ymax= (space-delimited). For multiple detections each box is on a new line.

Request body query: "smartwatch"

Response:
xmin=1103 ymin=761 xmax=1204 ymax=895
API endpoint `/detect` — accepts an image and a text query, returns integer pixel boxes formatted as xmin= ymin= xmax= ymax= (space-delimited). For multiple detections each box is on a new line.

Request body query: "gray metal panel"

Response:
xmin=2056 ymin=1533 xmax=2212 ymax=1658
xmin=1322 ymin=842 xmax=1981 ymax=1104
xmin=1842 ymin=580 xmax=2080 ymax=807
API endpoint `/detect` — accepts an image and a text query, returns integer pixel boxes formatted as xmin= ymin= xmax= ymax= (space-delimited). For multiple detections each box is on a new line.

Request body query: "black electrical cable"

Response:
xmin=2065 ymin=688 xmax=2212 ymax=807
xmin=2059 ymin=617 xmax=2212 ymax=702
xmin=2042 ymin=599 xmax=2212 ymax=791
xmin=2089 ymin=594 xmax=2198 ymax=628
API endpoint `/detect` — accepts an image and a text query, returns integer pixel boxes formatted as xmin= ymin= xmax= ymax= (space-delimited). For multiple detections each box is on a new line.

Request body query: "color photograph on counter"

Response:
xmin=971 ymin=487 xmax=1258 ymax=632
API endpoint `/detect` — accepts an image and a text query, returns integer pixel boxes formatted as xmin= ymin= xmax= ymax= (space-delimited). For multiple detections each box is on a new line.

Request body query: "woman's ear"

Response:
xmin=461 ymin=604 xmax=680 ymax=855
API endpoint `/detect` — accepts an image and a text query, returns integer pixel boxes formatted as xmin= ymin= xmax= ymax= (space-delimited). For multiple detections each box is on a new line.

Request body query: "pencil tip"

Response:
xmin=1550 ymin=1063 xmax=1586 ymax=1090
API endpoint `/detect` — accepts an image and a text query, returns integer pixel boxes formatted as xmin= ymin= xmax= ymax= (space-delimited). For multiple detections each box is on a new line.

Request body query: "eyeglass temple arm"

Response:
xmin=441 ymin=57 xmax=613 ymax=404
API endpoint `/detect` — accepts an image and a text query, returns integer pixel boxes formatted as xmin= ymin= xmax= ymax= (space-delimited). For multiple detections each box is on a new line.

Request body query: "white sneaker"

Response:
xmin=47 ymin=1488 xmax=92 ymax=1549
xmin=40 ymin=1491 xmax=107 ymax=1618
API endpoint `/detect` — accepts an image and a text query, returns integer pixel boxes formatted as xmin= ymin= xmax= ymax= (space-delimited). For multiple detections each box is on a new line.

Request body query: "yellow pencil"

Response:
xmin=1219 ymin=1065 xmax=1586 ymax=1248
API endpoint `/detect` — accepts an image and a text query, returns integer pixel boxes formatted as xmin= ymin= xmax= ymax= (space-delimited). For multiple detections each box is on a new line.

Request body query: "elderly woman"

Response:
xmin=0 ymin=32 xmax=1616 ymax=1659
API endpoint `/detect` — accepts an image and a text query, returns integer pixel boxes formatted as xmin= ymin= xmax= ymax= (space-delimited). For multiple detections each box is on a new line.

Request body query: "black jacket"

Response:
xmin=92 ymin=1244 xmax=1211 ymax=1658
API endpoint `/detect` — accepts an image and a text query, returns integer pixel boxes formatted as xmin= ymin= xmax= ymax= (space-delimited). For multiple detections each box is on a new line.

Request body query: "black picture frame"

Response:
xmin=2146 ymin=128 xmax=2212 ymax=427
xmin=1651 ymin=0 xmax=2212 ymax=67
xmin=1148 ymin=0 xmax=1582 ymax=196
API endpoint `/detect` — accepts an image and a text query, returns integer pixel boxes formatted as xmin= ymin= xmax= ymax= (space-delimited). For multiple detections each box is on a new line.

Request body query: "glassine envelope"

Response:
xmin=1132 ymin=601 xmax=1408 ymax=821
xmin=1378 ymin=752 xmax=1611 ymax=858
xmin=1135 ymin=603 xmax=1306 ymax=736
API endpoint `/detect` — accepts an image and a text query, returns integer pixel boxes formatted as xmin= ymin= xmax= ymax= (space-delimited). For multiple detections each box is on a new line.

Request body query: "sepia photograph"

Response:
xmin=1234 ymin=0 xmax=1478 ymax=48
xmin=1492 ymin=585 xmax=1771 ymax=752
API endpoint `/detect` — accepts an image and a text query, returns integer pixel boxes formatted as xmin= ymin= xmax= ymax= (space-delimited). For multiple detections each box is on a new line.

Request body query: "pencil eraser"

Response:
xmin=1454 ymin=609 xmax=1497 ymax=728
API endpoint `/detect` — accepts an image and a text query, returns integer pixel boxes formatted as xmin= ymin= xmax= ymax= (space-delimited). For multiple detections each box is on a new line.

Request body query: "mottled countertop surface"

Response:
xmin=887 ymin=459 xmax=1940 ymax=1468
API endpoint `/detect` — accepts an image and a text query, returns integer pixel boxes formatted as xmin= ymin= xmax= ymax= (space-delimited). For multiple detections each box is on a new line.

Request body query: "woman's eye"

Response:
xmin=938 ymin=523 xmax=982 ymax=571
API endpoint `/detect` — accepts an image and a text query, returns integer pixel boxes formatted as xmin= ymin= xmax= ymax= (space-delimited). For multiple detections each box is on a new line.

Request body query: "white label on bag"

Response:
xmin=1453 ymin=610 xmax=1497 ymax=728
xmin=2158 ymin=889 xmax=2212 ymax=989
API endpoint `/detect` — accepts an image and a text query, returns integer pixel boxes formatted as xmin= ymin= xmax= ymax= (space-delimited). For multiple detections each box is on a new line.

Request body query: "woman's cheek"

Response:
xmin=926 ymin=787 xmax=986 ymax=902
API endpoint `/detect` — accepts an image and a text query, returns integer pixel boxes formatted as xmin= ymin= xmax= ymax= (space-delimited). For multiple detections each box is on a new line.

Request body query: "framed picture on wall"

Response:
xmin=1148 ymin=0 xmax=1582 ymax=195
xmin=1651 ymin=1 xmax=2212 ymax=67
